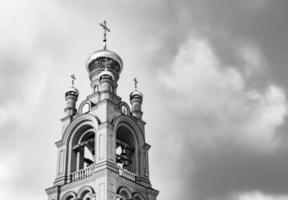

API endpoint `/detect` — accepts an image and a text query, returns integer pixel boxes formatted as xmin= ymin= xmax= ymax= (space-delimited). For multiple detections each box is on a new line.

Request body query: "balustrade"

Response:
xmin=118 ymin=166 xmax=136 ymax=181
xmin=69 ymin=164 xmax=136 ymax=182
xmin=70 ymin=164 xmax=96 ymax=182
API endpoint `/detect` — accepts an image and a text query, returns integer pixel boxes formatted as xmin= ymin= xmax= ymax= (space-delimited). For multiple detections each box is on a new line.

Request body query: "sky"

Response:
xmin=1 ymin=0 xmax=288 ymax=200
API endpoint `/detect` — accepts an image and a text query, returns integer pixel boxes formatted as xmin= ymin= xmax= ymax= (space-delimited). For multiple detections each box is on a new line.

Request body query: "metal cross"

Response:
xmin=133 ymin=78 xmax=138 ymax=89
xmin=100 ymin=20 xmax=110 ymax=49
xmin=71 ymin=74 xmax=76 ymax=87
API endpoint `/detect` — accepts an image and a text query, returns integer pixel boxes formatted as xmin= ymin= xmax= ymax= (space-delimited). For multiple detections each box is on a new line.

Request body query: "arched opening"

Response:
xmin=81 ymin=103 xmax=90 ymax=114
xmin=116 ymin=126 xmax=136 ymax=173
xmin=79 ymin=190 xmax=92 ymax=200
xmin=117 ymin=186 xmax=132 ymax=200
xmin=133 ymin=193 xmax=145 ymax=200
xmin=71 ymin=125 xmax=95 ymax=172
xmin=61 ymin=191 xmax=77 ymax=200
xmin=77 ymin=186 xmax=95 ymax=200
xmin=119 ymin=191 xmax=129 ymax=200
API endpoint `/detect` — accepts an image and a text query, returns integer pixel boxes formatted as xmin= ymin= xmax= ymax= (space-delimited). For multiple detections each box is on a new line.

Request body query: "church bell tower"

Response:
xmin=45 ymin=21 xmax=159 ymax=200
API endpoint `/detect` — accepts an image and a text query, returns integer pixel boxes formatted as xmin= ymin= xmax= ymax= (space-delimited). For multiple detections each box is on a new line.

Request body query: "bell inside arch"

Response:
xmin=115 ymin=127 xmax=135 ymax=172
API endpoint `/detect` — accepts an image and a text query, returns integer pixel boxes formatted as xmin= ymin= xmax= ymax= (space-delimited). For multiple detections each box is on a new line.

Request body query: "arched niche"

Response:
xmin=69 ymin=122 xmax=96 ymax=172
xmin=78 ymin=100 xmax=92 ymax=115
xmin=115 ymin=125 xmax=137 ymax=173
xmin=119 ymin=102 xmax=131 ymax=116
xmin=113 ymin=116 xmax=145 ymax=176
xmin=81 ymin=103 xmax=91 ymax=114
xmin=77 ymin=186 xmax=95 ymax=200
xmin=62 ymin=114 xmax=100 ymax=144
xmin=117 ymin=186 xmax=132 ymax=200
xmin=133 ymin=192 xmax=145 ymax=200
xmin=61 ymin=191 xmax=77 ymax=200
xmin=61 ymin=114 xmax=99 ymax=176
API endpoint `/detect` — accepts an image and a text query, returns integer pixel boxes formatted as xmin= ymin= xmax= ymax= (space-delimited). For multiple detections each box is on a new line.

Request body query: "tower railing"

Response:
xmin=70 ymin=164 xmax=97 ymax=182
xmin=69 ymin=164 xmax=136 ymax=183
xmin=118 ymin=166 xmax=136 ymax=181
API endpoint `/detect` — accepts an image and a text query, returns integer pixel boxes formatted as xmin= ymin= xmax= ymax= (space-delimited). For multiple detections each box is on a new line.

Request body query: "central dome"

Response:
xmin=86 ymin=49 xmax=123 ymax=75
xmin=85 ymin=49 xmax=123 ymax=90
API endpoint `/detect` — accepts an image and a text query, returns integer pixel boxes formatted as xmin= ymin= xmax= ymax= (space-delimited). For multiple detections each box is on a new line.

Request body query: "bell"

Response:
xmin=124 ymin=159 xmax=130 ymax=167
xmin=121 ymin=149 xmax=129 ymax=167
xmin=116 ymin=155 xmax=122 ymax=163
xmin=122 ymin=149 xmax=128 ymax=159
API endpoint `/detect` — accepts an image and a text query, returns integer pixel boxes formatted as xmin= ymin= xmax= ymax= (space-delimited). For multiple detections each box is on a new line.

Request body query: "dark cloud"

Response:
xmin=147 ymin=31 xmax=288 ymax=200
xmin=190 ymin=147 xmax=288 ymax=199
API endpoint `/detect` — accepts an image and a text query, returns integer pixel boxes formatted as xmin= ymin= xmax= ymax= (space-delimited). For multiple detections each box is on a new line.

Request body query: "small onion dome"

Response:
xmin=130 ymin=90 xmax=143 ymax=102
xmin=65 ymin=87 xmax=79 ymax=98
xmin=86 ymin=49 xmax=123 ymax=75
xmin=99 ymin=70 xmax=115 ymax=81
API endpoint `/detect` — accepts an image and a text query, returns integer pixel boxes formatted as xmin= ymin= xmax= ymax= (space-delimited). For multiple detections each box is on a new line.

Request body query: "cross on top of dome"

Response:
xmin=133 ymin=78 xmax=138 ymax=90
xmin=100 ymin=20 xmax=110 ymax=49
xmin=71 ymin=74 xmax=76 ymax=87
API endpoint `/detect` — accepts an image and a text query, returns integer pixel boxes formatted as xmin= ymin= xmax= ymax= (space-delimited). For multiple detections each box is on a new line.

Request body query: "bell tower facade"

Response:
xmin=45 ymin=24 xmax=159 ymax=200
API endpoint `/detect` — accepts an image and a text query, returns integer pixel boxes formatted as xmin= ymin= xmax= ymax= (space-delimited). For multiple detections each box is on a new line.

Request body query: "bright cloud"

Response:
xmin=233 ymin=191 xmax=288 ymax=200
xmin=237 ymin=44 xmax=264 ymax=77
xmin=161 ymin=37 xmax=287 ymax=151
xmin=0 ymin=154 xmax=20 ymax=198
xmin=0 ymin=0 xmax=64 ymax=129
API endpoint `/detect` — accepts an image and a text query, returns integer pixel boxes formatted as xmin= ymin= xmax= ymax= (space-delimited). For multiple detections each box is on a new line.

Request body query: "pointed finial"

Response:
xmin=133 ymin=78 xmax=138 ymax=90
xmin=100 ymin=20 xmax=110 ymax=49
xmin=70 ymin=74 xmax=76 ymax=87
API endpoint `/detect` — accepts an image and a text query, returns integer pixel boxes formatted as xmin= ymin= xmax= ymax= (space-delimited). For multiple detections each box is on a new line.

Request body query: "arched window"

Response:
xmin=71 ymin=128 xmax=95 ymax=172
xmin=81 ymin=103 xmax=90 ymax=114
xmin=77 ymin=186 xmax=95 ymax=200
xmin=116 ymin=126 xmax=136 ymax=173
xmin=119 ymin=191 xmax=129 ymax=200
xmin=116 ymin=190 xmax=130 ymax=200
xmin=79 ymin=191 xmax=92 ymax=200
xmin=133 ymin=193 xmax=145 ymax=200
xmin=117 ymin=186 xmax=132 ymax=200
xmin=61 ymin=191 xmax=77 ymax=200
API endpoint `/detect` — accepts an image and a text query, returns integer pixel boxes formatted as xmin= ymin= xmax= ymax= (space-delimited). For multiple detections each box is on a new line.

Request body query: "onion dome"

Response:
xmin=130 ymin=89 xmax=143 ymax=103
xmin=86 ymin=49 xmax=123 ymax=82
xmin=130 ymin=90 xmax=143 ymax=96
xmin=130 ymin=78 xmax=143 ymax=102
xmin=64 ymin=79 xmax=79 ymax=116
xmin=130 ymin=82 xmax=143 ymax=119
xmin=65 ymin=87 xmax=79 ymax=98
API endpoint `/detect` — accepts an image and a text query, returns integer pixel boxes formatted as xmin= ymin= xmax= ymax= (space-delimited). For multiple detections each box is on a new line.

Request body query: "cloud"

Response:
xmin=0 ymin=1 xmax=70 ymax=199
xmin=0 ymin=0 xmax=61 ymax=130
xmin=232 ymin=191 xmax=288 ymax=200
xmin=237 ymin=44 xmax=264 ymax=78
xmin=161 ymin=37 xmax=287 ymax=152
xmin=0 ymin=153 xmax=20 ymax=199
xmin=151 ymin=36 xmax=288 ymax=200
